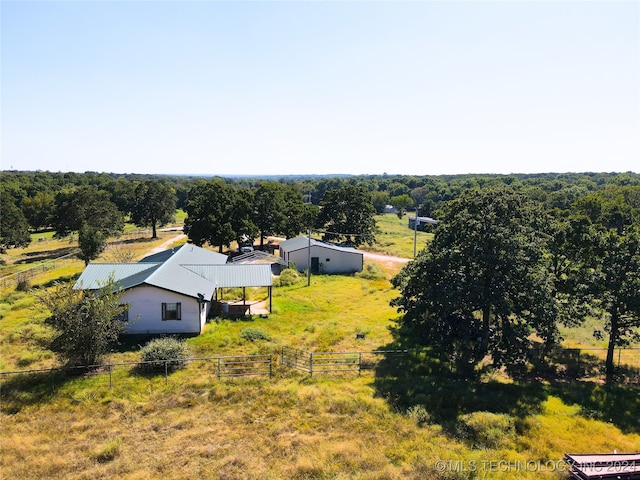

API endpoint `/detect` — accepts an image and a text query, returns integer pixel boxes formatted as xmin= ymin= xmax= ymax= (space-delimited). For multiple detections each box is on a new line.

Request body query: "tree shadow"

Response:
xmin=0 ymin=367 xmax=93 ymax=414
xmin=372 ymin=325 xmax=548 ymax=435
xmin=374 ymin=325 xmax=640 ymax=436
xmin=114 ymin=333 xmax=198 ymax=353
xmin=17 ymin=246 xmax=79 ymax=264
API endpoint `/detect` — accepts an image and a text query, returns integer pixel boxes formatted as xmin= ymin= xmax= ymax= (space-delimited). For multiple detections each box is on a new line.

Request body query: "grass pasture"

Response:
xmin=1 ymin=216 xmax=640 ymax=479
xmin=366 ymin=213 xmax=433 ymax=258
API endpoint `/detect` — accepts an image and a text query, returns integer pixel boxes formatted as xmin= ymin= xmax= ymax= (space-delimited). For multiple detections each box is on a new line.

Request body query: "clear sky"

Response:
xmin=1 ymin=0 xmax=639 ymax=176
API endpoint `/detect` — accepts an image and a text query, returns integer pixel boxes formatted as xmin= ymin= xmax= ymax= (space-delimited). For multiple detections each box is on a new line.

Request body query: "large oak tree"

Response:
xmin=183 ymin=179 xmax=257 ymax=252
xmin=130 ymin=180 xmax=177 ymax=238
xmin=391 ymin=187 xmax=557 ymax=375
xmin=316 ymin=183 xmax=376 ymax=247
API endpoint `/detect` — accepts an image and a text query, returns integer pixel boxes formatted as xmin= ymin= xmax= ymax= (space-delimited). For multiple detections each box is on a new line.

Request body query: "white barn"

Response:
xmin=278 ymin=236 xmax=363 ymax=274
xmin=74 ymin=244 xmax=273 ymax=335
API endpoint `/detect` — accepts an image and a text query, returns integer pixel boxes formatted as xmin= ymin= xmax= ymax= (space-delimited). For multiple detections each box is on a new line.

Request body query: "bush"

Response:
xmin=457 ymin=411 xmax=515 ymax=449
xmin=356 ymin=263 xmax=385 ymax=280
xmin=406 ymin=405 xmax=433 ymax=427
xmin=276 ymin=268 xmax=301 ymax=287
xmin=139 ymin=337 xmax=192 ymax=373
xmin=16 ymin=278 xmax=31 ymax=292
xmin=240 ymin=327 xmax=271 ymax=342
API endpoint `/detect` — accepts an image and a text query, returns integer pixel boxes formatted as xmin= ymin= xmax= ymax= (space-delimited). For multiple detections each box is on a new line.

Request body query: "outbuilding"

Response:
xmin=408 ymin=215 xmax=438 ymax=231
xmin=278 ymin=236 xmax=363 ymax=274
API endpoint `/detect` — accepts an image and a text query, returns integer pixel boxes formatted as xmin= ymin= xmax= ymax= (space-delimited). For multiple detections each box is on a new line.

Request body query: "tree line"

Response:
xmin=0 ymin=172 xmax=380 ymax=260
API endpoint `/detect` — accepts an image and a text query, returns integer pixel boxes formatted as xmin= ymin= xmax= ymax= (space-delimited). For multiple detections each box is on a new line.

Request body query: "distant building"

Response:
xmin=408 ymin=216 xmax=438 ymax=231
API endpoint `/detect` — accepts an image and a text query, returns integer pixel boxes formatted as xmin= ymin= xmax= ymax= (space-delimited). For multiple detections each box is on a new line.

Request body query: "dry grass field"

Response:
xmin=1 ymin=215 xmax=639 ymax=479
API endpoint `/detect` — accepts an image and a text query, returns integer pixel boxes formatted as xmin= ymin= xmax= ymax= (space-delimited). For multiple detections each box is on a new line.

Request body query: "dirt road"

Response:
xmin=148 ymin=233 xmax=187 ymax=255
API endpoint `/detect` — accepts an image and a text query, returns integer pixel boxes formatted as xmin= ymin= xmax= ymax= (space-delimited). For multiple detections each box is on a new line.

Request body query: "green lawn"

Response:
xmin=363 ymin=213 xmax=433 ymax=258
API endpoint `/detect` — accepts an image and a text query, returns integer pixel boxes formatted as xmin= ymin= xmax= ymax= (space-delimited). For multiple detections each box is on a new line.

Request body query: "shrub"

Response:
xmin=356 ymin=263 xmax=385 ymax=280
xmin=277 ymin=268 xmax=301 ymax=287
xmin=457 ymin=411 xmax=515 ymax=449
xmin=139 ymin=337 xmax=193 ymax=373
xmin=406 ymin=405 xmax=433 ymax=427
xmin=94 ymin=437 xmax=122 ymax=463
xmin=240 ymin=327 xmax=271 ymax=342
xmin=16 ymin=278 xmax=31 ymax=292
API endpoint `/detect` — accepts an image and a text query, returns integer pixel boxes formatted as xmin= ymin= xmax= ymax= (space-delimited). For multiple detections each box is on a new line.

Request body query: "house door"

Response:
xmin=311 ymin=257 xmax=320 ymax=274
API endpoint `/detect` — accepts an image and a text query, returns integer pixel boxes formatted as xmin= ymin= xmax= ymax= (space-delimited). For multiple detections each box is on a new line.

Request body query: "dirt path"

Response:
xmin=361 ymin=251 xmax=410 ymax=264
xmin=148 ymin=233 xmax=187 ymax=255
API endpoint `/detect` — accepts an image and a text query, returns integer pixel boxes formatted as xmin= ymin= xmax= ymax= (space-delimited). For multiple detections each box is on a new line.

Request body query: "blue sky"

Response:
xmin=1 ymin=1 xmax=639 ymax=176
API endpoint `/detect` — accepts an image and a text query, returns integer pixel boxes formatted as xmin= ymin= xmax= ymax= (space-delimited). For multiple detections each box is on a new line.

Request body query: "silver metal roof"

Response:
xmin=183 ymin=264 xmax=273 ymax=288
xmin=278 ymin=236 xmax=362 ymax=254
xmin=75 ymin=244 xmax=269 ymax=299
xmin=231 ymin=250 xmax=288 ymax=266
xmin=74 ymin=263 xmax=161 ymax=290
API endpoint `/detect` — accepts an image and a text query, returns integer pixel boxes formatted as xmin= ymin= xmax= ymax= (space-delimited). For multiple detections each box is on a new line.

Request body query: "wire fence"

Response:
xmin=281 ymin=346 xmax=410 ymax=376
xmin=0 ymin=252 xmax=79 ymax=289
xmin=282 ymin=345 xmax=640 ymax=384
xmin=0 ymin=228 xmax=155 ymax=289
xmin=1 ymin=346 xmax=638 ymax=409
xmin=0 ymin=354 xmax=273 ymax=405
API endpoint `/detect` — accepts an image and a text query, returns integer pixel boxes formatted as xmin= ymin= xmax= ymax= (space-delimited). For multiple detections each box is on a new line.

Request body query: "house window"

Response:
xmin=162 ymin=302 xmax=181 ymax=320
xmin=115 ymin=306 xmax=129 ymax=322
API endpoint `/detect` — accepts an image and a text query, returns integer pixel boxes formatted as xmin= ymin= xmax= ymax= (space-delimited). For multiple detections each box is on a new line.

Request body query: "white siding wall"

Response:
xmin=121 ymin=285 xmax=207 ymax=335
xmin=287 ymin=246 xmax=363 ymax=274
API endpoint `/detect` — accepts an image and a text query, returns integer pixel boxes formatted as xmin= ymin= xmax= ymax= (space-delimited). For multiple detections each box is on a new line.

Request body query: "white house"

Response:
xmin=73 ymin=244 xmax=273 ymax=335
xmin=278 ymin=236 xmax=363 ymax=274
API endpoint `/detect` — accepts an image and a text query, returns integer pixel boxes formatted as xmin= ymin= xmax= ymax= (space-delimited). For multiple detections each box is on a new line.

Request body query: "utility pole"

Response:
xmin=413 ymin=205 xmax=419 ymax=258
xmin=307 ymin=227 xmax=311 ymax=287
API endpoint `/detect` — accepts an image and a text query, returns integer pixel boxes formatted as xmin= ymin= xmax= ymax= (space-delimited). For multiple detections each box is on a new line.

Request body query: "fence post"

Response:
xmin=358 ymin=352 xmax=362 ymax=376
xmin=164 ymin=361 xmax=168 ymax=385
xmin=217 ymin=358 xmax=221 ymax=380
xmin=309 ymin=353 xmax=313 ymax=377
xmin=618 ymin=348 xmax=622 ymax=368
xmin=109 ymin=365 xmax=113 ymax=389
xmin=269 ymin=355 xmax=273 ymax=378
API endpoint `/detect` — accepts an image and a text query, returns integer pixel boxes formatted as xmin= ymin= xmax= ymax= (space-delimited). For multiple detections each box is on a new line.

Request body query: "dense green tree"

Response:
xmin=589 ymin=226 xmax=640 ymax=382
xmin=574 ymin=187 xmax=640 ymax=234
xmin=280 ymin=184 xmax=316 ymax=239
xmin=316 ymin=183 xmax=376 ymax=247
xmin=391 ymin=187 xmax=556 ymax=376
xmin=130 ymin=180 xmax=177 ymax=238
xmin=0 ymin=190 xmax=31 ymax=252
xmin=36 ymin=278 xmax=129 ymax=367
xmin=77 ymin=223 xmax=107 ymax=265
xmin=232 ymin=187 xmax=259 ymax=247
xmin=109 ymin=177 xmax=137 ymax=214
xmin=52 ymin=186 xmax=124 ymax=238
xmin=22 ymin=192 xmax=55 ymax=231
xmin=184 ymin=180 xmax=256 ymax=252
xmin=537 ymin=212 xmax=599 ymax=362
xmin=371 ymin=191 xmax=390 ymax=215
xmin=390 ymin=194 xmax=413 ymax=219
xmin=252 ymin=182 xmax=288 ymax=247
